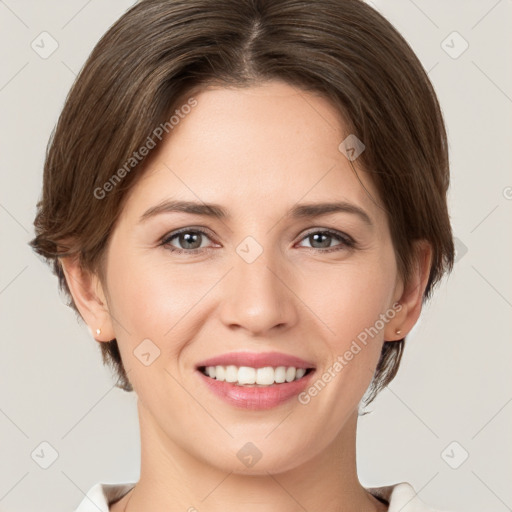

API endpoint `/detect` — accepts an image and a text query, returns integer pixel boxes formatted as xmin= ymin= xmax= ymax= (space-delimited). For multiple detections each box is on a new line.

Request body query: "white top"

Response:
xmin=74 ymin=481 xmax=452 ymax=511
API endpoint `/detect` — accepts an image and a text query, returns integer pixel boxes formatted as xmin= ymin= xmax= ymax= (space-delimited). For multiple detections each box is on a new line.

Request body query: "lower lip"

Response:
xmin=196 ymin=370 xmax=315 ymax=410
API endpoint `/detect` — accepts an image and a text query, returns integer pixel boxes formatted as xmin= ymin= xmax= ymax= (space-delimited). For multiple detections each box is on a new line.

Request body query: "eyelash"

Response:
xmin=159 ymin=227 xmax=356 ymax=255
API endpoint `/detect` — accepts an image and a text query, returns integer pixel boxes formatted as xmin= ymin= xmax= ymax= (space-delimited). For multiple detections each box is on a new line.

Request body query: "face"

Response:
xmin=99 ymin=80 xmax=403 ymax=474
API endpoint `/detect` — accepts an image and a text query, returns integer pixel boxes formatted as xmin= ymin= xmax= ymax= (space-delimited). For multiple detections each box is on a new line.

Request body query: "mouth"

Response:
xmin=197 ymin=365 xmax=315 ymax=387
xmin=194 ymin=352 xmax=317 ymax=409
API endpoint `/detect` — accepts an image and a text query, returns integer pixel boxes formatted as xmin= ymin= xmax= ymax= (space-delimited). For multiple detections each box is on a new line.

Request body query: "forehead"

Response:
xmin=122 ymin=81 xmax=385 ymax=226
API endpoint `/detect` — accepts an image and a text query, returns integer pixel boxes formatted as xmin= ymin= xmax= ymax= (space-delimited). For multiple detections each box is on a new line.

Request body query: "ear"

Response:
xmin=384 ymin=240 xmax=432 ymax=341
xmin=59 ymin=255 xmax=116 ymax=343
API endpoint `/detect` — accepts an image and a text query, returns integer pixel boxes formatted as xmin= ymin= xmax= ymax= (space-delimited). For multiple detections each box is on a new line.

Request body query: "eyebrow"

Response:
xmin=139 ymin=199 xmax=373 ymax=226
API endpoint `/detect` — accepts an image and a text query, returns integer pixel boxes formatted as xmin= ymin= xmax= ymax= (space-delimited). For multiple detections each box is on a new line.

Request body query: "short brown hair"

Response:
xmin=29 ymin=0 xmax=454 ymax=404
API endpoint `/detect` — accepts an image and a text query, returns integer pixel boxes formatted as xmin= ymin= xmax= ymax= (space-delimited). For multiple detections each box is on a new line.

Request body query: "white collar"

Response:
xmin=75 ymin=481 xmax=447 ymax=511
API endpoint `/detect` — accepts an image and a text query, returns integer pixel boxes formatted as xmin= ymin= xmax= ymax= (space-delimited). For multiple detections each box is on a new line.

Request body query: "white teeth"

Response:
xmin=274 ymin=366 xmax=286 ymax=383
xmin=256 ymin=367 xmax=274 ymax=386
xmin=295 ymin=368 xmax=306 ymax=379
xmin=225 ymin=365 xmax=238 ymax=383
xmin=202 ymin=365 xmax=310 ymax=386
xmin=215 ymin=365 xmax=225 ymax=381
xmin=238 ymin=366 xmax=256 ymax=384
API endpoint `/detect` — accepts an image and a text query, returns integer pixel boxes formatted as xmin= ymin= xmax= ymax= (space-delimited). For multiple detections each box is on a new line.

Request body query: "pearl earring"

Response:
xmin=395 ymin=328 xmax=402 ymax=335
xmin=96 ymin=328 xmax=101 ymax=335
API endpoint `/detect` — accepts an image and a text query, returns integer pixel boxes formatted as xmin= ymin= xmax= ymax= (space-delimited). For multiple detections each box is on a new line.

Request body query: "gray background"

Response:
xmin=0 ymin=1 xmax=511 ymax=511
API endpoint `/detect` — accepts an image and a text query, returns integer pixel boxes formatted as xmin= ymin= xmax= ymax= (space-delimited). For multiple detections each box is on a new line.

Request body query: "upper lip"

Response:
xmin=196 ymin=351 xmax=315 ymax=370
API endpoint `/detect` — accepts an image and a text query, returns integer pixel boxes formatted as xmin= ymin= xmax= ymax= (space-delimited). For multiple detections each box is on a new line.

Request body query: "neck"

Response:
xmin=114 ymin=400 xmax=386 ymax=512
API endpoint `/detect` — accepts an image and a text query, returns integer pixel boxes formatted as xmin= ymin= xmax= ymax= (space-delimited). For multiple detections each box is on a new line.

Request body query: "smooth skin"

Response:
xmin=62 ymin=80 xmax=431 ymax=511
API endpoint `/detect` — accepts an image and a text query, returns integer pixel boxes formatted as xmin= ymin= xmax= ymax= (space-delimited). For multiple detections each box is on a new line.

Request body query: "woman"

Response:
xmin=30 ymin=0 xmax=454 ymax=510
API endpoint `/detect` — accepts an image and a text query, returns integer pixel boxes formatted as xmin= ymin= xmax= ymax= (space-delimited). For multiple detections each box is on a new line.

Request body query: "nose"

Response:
xmin=219 ymin=248 xmax=299 ymax=336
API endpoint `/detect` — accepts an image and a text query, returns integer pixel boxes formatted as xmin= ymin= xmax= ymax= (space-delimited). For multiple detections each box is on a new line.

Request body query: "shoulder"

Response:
xmin=366 ymin=481 xmax=453 ymax=512
xmin=74 ymin=482 xmax=136 ymax=512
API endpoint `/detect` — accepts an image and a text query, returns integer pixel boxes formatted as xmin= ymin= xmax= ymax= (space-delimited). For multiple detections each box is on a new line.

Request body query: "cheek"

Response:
xmin=295 ymin=267 xmax=394 ymax=423
xmin=302 ymin=257 xmax=396 ymax=345
xmin=105 ymin=251 xmax=217 ymax=356
xmin=301 ymin=254 xmax=397 ymax=393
